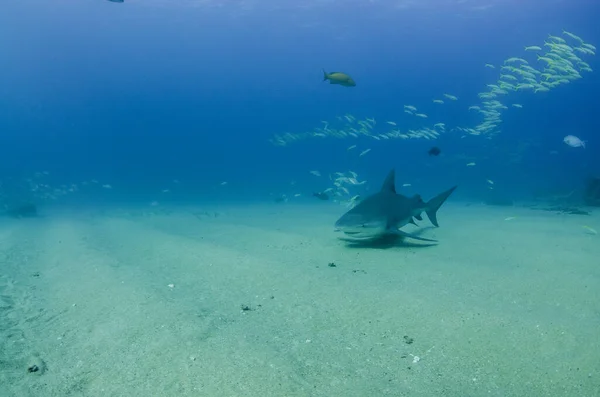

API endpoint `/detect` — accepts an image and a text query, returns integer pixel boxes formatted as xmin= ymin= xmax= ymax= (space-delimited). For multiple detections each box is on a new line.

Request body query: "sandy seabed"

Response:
xmin=1 ymin=202 xmax=599 ymax=397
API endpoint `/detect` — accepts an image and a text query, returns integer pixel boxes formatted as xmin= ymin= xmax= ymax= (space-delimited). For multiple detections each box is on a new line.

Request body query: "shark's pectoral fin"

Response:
xmin=390 ymin=228 xmax=438 ymax=243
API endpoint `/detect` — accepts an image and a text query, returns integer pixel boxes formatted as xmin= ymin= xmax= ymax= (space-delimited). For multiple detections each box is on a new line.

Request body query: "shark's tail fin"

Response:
xmin=322 ymin=69 xmax=329 ymax=81
xmin=425 ymin=186 xmax=457 ymax=227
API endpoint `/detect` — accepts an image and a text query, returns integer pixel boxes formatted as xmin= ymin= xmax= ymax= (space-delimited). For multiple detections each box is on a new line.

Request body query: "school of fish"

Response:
xmin=270 ymin=30 xmax=594 ymax=147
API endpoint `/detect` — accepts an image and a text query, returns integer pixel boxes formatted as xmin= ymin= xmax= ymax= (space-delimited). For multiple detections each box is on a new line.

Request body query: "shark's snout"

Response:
xmin=334 ymin=213 xmax=388 ymax=239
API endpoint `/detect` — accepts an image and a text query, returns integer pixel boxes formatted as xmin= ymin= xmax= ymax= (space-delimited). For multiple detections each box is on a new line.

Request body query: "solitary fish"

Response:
xmin=322 ymin=70 xmax=356 ymax=87
xmin=563 ymin=135 xmax=586 ymax=148
xmin=428 ymin=146 xmax=441 ymax=156
xmin=334 ymin=169 xmax=456 ymax=243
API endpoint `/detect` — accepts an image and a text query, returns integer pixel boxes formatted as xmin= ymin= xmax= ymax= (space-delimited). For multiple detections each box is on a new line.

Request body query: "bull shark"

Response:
xmin=334 ymin=169 xmax=456 ymax=242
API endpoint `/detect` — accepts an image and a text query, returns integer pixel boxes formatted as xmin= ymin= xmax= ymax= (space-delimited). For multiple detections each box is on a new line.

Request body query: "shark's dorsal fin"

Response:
xmin=380 ymin=169 xmax=396 ymax=194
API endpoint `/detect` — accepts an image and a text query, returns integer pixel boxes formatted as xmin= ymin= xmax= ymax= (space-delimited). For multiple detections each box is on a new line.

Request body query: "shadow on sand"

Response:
xmin=338 ymin=227 xmax=438 ymax=249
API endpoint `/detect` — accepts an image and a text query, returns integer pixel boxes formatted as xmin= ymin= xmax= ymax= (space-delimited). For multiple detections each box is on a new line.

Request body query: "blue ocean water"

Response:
xmin=1 ymin=0 xmax=598 ymax=206
xmin=2 ymin=2 xmax=600 ymax=396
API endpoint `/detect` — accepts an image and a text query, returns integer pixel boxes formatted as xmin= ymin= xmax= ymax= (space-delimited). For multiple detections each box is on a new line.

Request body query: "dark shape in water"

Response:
xmin=107 ymin=0 xmax=124 ymax=2
xmin=584 ymin=177 xmax=600 ymax=206
xmin=534 ymin=206 xmax=590 ymax=216
xmin=5 ymin=204 xmax=38 ymax=218
xmin=428 ymin=146 xmax=441 ymax=156
xmin=313 ymin=192 xmax=329 ymax=201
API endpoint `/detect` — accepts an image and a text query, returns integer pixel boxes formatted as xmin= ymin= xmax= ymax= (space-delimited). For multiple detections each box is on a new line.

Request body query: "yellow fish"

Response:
xmin=322 ymin=69 xmax=356 ymax=87
xmin=583 ymin=225 xmax=598 ymax=235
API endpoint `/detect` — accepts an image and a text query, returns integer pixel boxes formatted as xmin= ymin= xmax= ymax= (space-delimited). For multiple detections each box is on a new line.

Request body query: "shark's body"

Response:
xmin=334 ymin=169 xmax=456 ymax=242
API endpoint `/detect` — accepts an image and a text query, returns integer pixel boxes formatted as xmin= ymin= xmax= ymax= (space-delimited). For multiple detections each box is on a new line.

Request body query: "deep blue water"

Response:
xmin=1 ymin=0 xmax=599 ymax=205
